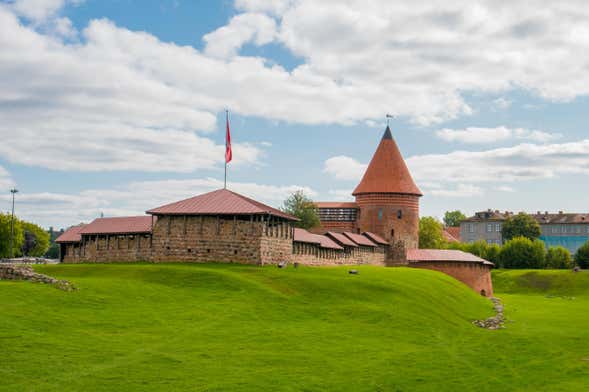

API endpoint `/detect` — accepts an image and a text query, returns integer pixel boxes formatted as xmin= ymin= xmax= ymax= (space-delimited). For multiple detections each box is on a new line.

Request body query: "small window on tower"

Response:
xmin=378 ymin=209 xmax=383 ymax=220
xmin=397 ymin=210 xmax=402 ymax=219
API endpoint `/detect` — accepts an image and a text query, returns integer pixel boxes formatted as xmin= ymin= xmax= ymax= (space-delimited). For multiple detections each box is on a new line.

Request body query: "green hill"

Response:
xmin=493 ymin=269 xmax=589 ymax=296
xmin=0 ymin=265 xmax=588 ymax=391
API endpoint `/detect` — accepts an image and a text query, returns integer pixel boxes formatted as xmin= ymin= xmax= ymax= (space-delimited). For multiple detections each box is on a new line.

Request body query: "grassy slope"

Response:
xmin=0 ymin=265 xmax=587 ymax=391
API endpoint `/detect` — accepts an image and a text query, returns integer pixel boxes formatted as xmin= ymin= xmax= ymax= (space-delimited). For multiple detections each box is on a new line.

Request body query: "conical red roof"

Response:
xmin=353 ymin=127 xmax=422 ymax=196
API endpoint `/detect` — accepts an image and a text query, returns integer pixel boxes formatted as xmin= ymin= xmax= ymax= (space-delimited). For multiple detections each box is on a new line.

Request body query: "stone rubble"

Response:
xmin=473 ymin=297 xmax=505 ymax=330
xmin=0 ymin=264 xmax=76 ymax=291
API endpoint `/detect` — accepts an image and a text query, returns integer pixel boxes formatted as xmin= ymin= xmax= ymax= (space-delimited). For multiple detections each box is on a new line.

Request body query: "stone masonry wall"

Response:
xmin=62 ymin=234 xmax=153 ymax=263
xmin=62 ymin=215 xmax=295 ymax=265
xmin=152 ymin=215 xmax=260 ymax=264
xmin=410 ymin=261 xmax=494 ymax=297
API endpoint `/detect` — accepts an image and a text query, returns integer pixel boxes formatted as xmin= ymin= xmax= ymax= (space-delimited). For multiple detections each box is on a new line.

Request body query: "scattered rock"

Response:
xmin=0 ymin=264 xmax=76 ymax=291
xmin=473 ymin=297 xmax=505 ymax=330
xmin=349 ymin=269 xmax=359 ymax=275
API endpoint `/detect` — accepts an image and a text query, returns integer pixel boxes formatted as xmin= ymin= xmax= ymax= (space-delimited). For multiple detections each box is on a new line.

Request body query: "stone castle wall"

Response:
xmin=410 ymin=261 xmax=494 ymax=297
xmin=62 ymin=215 xmax=294 ymax=265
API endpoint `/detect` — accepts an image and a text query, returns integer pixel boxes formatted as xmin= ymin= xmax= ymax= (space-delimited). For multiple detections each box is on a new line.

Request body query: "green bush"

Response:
xmin=500 ymin=237 xmax=546 ymax=269
xmin=467 ymin=240 xmax=488 ymax=258
xmin=502 ymin=212 xmax=541 ymax=241
xmin=575 ymin=241 xmax=589 ymax=269
xmin=0 ymin=213 xmax=24 ymax=258
xmin=21 ymin=221 xmax=50 ymax=257
xmin=545 ymin=246 xmax=572 ymax=269
xmin=445 ymin=242 xmax=470 ymax=252
xmin=485 ymin=244 xmax=501 ymax=266
xmin=419 ymin=217 xmax=446 ymax=249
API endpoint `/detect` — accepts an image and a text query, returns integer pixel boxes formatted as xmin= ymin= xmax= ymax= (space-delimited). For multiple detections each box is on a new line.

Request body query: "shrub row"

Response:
xmin=445 ymin=237 xmax=589 ymax=269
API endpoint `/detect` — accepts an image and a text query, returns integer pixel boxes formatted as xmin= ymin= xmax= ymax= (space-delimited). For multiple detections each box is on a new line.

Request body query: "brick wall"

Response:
xmin=310 ymin=221 xmax=357 ymax=234
xmin=410 ymin=261 xmax=494 ymax=297
xmin=355 ymin=193 xmax=420 ymax=250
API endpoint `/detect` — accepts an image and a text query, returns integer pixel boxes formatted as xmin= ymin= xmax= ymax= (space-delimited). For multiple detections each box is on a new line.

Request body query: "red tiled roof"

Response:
xmin=407 ymin=249 xmax=493 ymax=266
xmin=79 ymin=216 xmax=153 ymax=235
xmin=55 ymin=224 xmax=86 ymax=243
xmin=147 ymin=189 xmax=297 ymax=221
xmin=532 ymin=212 xmax=589 ymax=224
xmin=315 ymin=202 xmax=358 ymax=209
xmin=343 ymin=232 xmax=377 ymax=247
xmin=443 ymin=227 xmax=461 ymax=243
xmin=353 ymin=127 xmax=422 ymax=196
xmin=326 ymin=231 xmax=358 ymax=247
xmin=363 ymin=232 xmax=388 ymax=245
xmin=294 ymin=228 xmax=343 ymax=250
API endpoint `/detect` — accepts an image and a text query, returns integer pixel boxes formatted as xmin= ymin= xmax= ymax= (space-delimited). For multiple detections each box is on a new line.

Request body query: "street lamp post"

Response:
xmin=9 ymin=188 xmax=18 ymax=259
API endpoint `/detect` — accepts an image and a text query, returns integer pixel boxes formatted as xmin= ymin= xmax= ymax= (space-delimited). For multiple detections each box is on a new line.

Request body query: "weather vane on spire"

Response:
xmin=386 ymin=114 xmax=394 ymax=127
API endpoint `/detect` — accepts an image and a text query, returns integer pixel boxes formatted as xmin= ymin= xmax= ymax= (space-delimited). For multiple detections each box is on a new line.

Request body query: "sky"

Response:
xmin=1 ymin=0 xmax=589 ymax=229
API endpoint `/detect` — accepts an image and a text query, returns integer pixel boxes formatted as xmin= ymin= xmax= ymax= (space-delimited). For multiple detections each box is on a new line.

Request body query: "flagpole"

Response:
xmin=224 ymin=109 xmax=228 ymax=189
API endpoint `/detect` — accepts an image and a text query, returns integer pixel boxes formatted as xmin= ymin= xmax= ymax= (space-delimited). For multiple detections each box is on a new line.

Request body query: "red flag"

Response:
xmin=225 ymin=111 xmax=232 ymax=163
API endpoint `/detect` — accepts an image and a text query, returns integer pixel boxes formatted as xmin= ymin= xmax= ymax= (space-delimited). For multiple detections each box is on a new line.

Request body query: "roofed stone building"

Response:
xmin=56 ymin=126 xmax=494 ymax=297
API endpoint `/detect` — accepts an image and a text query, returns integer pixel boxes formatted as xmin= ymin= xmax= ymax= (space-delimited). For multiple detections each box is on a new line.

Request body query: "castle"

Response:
xmin=56 ymin=127 xmax=494 ymax=296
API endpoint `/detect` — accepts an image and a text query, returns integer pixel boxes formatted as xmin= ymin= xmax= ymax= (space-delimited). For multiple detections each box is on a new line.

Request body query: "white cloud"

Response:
xmin=235 ymin=0 xmax=292 ymax=15
xmin=3 ymin=1 xmax=589 ymax=175
xmin=324 ymin=139 xmax=589 ymax=198
xmin=236 ymin=0 xmax=589 ymax=119
xmin=327 ymin=189 xmax=354 ymax=201
xmin=436 ymin=126 xmax=561 ymax=144
xmin=492 ymin=97 xmax=512 ymax=110
xmin=0 ymin=177 xmax=315 ymax=228
xmin=0 ymin=166 xmax=15 ymax=193
xmin=407 ymin=140 xmax=589 ymax=183
xmin=203 ymin=13 xmax=277 ymax=59
xmin=495 ymin=186 xmax=515 ymax=193
xmin=10 ymin=0 xmax=78 ymax=22
xmin=323 ymin=156 xmax=367 ymax=181
xmin=428 ymin=184 xmax=483 ymax=198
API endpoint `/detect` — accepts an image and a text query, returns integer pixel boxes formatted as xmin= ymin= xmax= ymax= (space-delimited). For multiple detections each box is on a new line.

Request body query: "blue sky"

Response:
xmin=1 ymin=0 xmax=589 ymax=229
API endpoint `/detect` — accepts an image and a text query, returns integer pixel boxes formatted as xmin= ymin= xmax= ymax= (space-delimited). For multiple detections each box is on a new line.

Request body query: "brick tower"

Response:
xmin=353 ymin=126 xmax=422 ymax=255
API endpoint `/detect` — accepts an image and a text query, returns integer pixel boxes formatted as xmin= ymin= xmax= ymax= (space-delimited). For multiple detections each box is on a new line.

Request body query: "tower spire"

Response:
xmin=352 ymin=126 xmax=421 ymax=196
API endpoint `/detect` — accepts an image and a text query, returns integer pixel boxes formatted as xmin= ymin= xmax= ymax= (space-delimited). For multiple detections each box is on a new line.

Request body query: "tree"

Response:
xmin=419 ymin=217 xmax=446 ymax=249
xmin=545 ymin=246 xmax=572 ymax=269
xmin=499 ymin=236 xmax=546 ymax=269
xmin=443 ymin=210 xmax=466 ymax=227
xmin=0 ymin=213 xmax=24 ymax=258
xmin=21 ymin=221 xmax=50 ymax=257
xmin=281 ymin=191 xmax=320 ymax=230
xmin=45 ymin=243 xmax=60 ymax=259
xmin=485 ymin=243 xmax=502 ymax=266
xmin=575 ymin=240 xmax=589 ymax=269
xmin=502 ymin=212 xmax=541 ymax=241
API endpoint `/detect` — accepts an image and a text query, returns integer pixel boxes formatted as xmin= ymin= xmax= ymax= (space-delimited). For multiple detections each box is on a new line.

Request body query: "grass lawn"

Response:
xmin=1 ymin=264 xmax=588 ymax=391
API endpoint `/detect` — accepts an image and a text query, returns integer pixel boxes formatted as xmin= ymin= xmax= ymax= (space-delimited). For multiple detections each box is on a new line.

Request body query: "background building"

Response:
xmin=460 ymin=210 xmax=589 ymax=254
